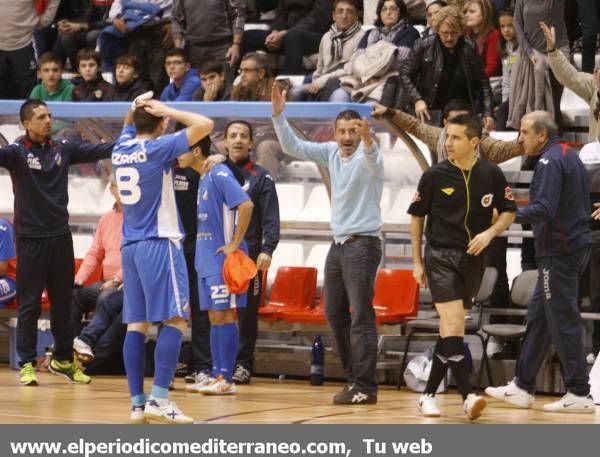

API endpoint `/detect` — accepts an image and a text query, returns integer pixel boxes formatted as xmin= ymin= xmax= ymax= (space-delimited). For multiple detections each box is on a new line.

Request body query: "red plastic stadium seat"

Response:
xmin=281 ymin=292 xmax=327 ymax=324
xmin=373 ymin=269 xmax=419 ymax=324
xmin=259 ymin=267 xmax=317 ymax=321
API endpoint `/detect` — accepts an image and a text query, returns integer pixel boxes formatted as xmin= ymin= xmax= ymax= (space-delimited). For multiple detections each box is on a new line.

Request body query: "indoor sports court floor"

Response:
xmin=0 ymin=367 xmax=598 ymax=424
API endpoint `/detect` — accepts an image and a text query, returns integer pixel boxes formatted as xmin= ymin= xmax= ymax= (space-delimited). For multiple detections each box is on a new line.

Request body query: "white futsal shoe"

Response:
xmin=485 ymin=380 xmax=534 ymax=408
xmin=463 ymin=393 xmax=486 ymax=420
xmin=418 ymin=394 xmax=441 ymax=417
xmin=542 ymin=392 xmax=595 ymax=414
xmin=144 ymin=398 xmax=194 ymax=424
xmin=185 ymin=372 xmax=216 ymax=392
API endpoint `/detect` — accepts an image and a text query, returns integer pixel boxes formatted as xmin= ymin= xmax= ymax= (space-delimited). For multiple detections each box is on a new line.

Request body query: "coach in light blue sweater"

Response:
xmin=271 ymin=84 xmax=384 ymax=405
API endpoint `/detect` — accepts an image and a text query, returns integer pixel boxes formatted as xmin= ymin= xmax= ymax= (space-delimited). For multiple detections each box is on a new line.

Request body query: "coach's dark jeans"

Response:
xmin=324 ymin=237 xmax=381 ymax=396
xmin=16 ymin=233 xmax=75 ymax=365
xmin=516 ymin=246 xmax=591 ymax=396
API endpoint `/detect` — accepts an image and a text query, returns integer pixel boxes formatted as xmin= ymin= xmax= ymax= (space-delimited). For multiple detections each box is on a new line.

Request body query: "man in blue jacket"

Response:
xmin=486 ymin=111 xmax=595 ymax=413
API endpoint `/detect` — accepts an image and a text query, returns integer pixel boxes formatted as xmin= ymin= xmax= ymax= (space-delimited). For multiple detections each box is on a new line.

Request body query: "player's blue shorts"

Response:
xmin=199 ymin=274 xmax=247 ymax=311
xmin=122 ymin=239 xmax=190 ymax=323
xmin=0 ymin=276 xmax=16 ymax=308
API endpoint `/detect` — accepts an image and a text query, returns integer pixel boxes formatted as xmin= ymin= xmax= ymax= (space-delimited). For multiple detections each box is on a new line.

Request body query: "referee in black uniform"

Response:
xmin=408 ymin=114 xmax=516 ymax=420
xmin=0 ymin=100 xmax=114 ymax=386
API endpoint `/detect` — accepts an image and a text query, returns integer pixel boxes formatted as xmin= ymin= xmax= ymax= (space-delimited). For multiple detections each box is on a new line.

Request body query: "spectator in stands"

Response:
xmin=72 ymin=48 xmax=114 ymax=101
xmin=192 ymin=60 xmax=232 ymax=102
xmin=0 ymin=99 xmax=114 ymax=386
xmin=242 ymin=0 xmax=334 ymax=74
xmin=495 ymin=8 xmax=518 ymax=131
xmin=541 ymin=22 xmax=600 ymax=141
xmin=332 ymin=0 xmax=419 ymax=104
xmin=290 ymin=0 xmax=364 ymax=102
xmin=232 ymin=52 xmax=279 ymax=101
xmin=272 ymin=84 xmax=383 ymax=405
xmin=72 ymin=177 xmax=124 ymax=363
xmin=576 ymin=0 xmax=599 ymax=74
xmin=422 ymin=1 xmax=448 ymax=38
xmin=29 ymin=52 xmax=74 ymax=102
xmin=399 ymin=6 xmax=494 ymax=129
xmin=159 ymin=48 xmax=201 ymax=102
xmin=578 ymin=140 xmax=600 ymax=366
xmin=107 ymin=0 xmax=175 ymax=95
xmin=507 ymin=0 xmax=568 ymax=130
xmin=0 ymin=218 xmax=17 ymax=309
xmin=171 ymin=0 xmax=245 ymax=74
xmin=54 ymin=0 xmax=113 ymax=70
xmin=71 ymin=178 xmax=123 ymax=339
xmin=486 ymin=111 xmax=595 ymax=414
xmin=463 ymin=0 xmax=501 ymax=77
xmin=108 ymin=54 xmax=152 ymax=101
xmin=372 ymin=100 xmax=523 ymax=163
xmin=220 ymin=121 xmax=280 ymax=386
xmin=0 ymin=1 xmax=60 ymax=99
xmin=97 ymin=0 xmax=163 ymax=73
xmin=34 ymin=0 xmax=87 ymax=57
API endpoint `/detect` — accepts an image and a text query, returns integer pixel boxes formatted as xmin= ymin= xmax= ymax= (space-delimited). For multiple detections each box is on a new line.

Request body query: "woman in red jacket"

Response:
xmin=464 ymin=0 xmax=501 ymax=77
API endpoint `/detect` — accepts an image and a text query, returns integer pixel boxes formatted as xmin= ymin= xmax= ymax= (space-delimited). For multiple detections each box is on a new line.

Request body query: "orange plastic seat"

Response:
xmin=372 ymin=269 xmax=419 ymax=324
xmin=259 ymin=266 xmax=317 ymax=321
xmin=281 ymin=292 xmax=327 ymax=324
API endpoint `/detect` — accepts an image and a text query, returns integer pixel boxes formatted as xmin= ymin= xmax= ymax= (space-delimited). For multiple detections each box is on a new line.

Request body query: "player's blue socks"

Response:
xmin=123 ymin=331 xmax=146 ymax=405
xmin=219 ymin=322 xmax=239 ymax=382
xmin=210 ymin=324 xmax=221 ymax=378
xmin=153 ymin=325 xmax=183 ymax=392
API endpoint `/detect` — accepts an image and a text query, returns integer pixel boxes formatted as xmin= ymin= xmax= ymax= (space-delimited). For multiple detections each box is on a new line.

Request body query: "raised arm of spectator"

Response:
xmin=479 ymin=136 xmax=524 ymax=164
xmin=542 ymin=22 xmax=597 ymax=103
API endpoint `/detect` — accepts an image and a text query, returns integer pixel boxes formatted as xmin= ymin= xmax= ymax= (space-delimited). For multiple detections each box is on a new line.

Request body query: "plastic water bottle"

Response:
xmin=310 ymin=335 xmax=324 ymax=386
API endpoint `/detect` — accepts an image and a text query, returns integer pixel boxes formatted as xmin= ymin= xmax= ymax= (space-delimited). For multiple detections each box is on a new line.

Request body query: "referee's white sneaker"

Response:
xmin=542 ymin=392 xmax=595 ymax=414
xmin=418 ymin=394 xmax=441 ymax=417
xmin=485 ymin=380 xmax=534 ymax=408
xmin=463 ymin=393 xmax=486 ymax=420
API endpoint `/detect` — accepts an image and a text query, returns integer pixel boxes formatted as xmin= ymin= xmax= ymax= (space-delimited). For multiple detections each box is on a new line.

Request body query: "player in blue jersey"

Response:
xmin=113 ymin=98 xmax=214 ymax=424
xmin=177 ymin=137 xmax=254 ymax=396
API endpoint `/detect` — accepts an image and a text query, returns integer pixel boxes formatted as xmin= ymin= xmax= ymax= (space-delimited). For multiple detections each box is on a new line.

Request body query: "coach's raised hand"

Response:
xmin=271 ymin=83 xmax=287 ymax=117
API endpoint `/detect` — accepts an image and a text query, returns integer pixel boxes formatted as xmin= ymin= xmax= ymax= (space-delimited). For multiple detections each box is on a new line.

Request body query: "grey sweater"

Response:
xmin=171 ymin=0 xmax=245 ymax=45
xmin=514 ymin=0 xmax=568 ymax=57
xmin=0 ymin=0 xmax=60 ymax=51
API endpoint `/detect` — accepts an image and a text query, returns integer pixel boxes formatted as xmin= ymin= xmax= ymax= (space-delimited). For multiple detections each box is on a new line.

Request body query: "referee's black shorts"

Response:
xmin=424 ymin=245 xmax=485 ymax=309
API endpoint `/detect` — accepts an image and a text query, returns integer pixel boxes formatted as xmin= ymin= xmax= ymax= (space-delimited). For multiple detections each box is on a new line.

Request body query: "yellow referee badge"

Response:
xmin=441 ymin=187 xmax=455 ymax=196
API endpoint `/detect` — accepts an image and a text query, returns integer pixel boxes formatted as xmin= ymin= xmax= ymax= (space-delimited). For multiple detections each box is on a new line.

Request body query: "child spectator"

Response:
xmin=72 ymin=48 xmax=114 ymax=101
xmin=159 ymin=48 xmax=201 ymax=102
xmin=29 ymin=52 xmax=74 ymax=101
xmin=108 ymin=54 xmax=152 ymax=101
xmin=192 ymin=60 xmax=231 ymax=102
xmin=495 ymin=8 xmax=518 ymax=130
xmin=464 ymin=0 xmax=502 ymax=77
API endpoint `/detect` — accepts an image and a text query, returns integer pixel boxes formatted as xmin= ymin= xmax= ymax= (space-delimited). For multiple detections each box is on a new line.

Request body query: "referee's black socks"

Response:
xmin=424 ymin=337 xmax=448 ymax=395
xmin=444 ymin=336 xmax=471 ymax=400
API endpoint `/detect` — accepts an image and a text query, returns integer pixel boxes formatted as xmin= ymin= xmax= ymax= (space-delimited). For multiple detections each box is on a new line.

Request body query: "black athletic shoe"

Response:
xmin=232 ymin=365 xmax=251 ymax=385
xmin=333 ymin=387 xmax=377 ymax=405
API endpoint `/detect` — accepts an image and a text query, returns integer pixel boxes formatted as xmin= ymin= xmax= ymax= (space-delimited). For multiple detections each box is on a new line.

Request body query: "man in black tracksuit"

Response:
xmin=223 ymin=120 xmax=280 ymax=384
xmin=486 ymin=111 xmax=595 ymax=413
xmin=0 ymin=100 xmax=114 ymax=386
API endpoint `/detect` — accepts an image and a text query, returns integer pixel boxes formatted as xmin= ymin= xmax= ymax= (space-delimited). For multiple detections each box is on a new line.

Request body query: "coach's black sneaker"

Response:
xmin=333 ymin=387 xmax=377 ymax=405
xmin=232 ymin=365 xmax=251 ymax=385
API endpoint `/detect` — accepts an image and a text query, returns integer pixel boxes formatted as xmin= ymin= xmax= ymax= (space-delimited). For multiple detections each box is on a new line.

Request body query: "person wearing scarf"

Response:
xmin=289 ymin=0 xmax=364 ymax=101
